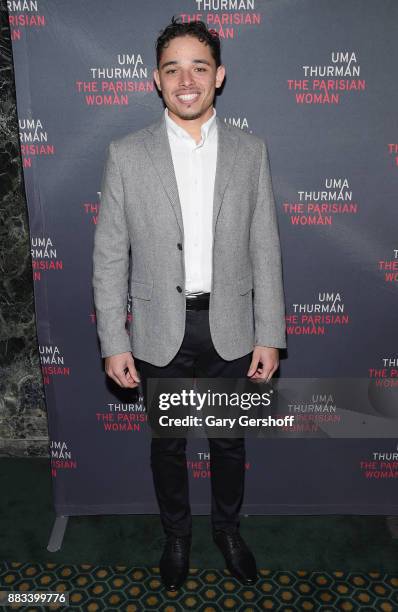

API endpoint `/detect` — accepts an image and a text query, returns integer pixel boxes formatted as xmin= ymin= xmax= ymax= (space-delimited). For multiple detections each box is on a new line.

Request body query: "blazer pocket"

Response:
xmin=237 ymin=273 xmax=253 ymax=295
xmin=131 ymin=278 xmax=153 ymax=300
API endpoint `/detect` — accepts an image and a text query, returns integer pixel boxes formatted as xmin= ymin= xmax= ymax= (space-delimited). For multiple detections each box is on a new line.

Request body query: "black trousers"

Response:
xmin=135 ymin=307 xmax=253 ymax=537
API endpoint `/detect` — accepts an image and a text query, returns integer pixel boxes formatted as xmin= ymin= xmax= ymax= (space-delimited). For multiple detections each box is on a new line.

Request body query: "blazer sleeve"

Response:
xmin=249 ymin=140 xmax=287 ymax=349
xmin=92 ymin=141 xmax=132 ymax=358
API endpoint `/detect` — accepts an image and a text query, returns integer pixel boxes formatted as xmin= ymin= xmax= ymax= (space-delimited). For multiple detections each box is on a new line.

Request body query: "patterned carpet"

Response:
xmin=1 ymin=562 xmax=398 ymax=611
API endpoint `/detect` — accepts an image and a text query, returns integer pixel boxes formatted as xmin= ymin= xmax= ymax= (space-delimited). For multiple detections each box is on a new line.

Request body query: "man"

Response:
xmin=92 ymin=18 xmax=287 ymax=591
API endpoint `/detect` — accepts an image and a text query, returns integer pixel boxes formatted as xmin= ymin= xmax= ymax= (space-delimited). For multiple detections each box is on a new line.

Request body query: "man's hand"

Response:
xmin=104 ymin=352 xmax=141 ymax=389
xmin=247 ymin=346 xmax=279 ymax=383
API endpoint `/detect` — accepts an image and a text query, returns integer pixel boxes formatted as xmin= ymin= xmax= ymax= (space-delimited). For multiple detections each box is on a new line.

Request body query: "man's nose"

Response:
xmin=179 ymin=69 xmax=194 ymax=87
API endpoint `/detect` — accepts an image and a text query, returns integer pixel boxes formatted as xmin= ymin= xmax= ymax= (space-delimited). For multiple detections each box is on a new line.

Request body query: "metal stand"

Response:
xmin=47 ymin=515 xmax=69 ymax=552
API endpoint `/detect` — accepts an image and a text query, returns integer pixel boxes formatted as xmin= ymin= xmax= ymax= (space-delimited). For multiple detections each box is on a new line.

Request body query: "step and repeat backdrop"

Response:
xmin=8 ymin=0 xmax=398 ymax=515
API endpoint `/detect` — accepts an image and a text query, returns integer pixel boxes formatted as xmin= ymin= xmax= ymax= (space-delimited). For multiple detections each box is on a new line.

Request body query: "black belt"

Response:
xmin=186 ymin=292 xmax=210 ymax=310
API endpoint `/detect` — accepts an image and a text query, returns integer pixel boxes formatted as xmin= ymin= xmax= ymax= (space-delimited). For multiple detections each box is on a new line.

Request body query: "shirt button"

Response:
xmin=176 ymin=285 xmax=183 ymax=293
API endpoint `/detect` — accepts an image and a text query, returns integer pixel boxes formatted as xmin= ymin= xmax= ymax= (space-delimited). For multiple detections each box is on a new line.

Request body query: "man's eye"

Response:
xmin=195 ymin=67 xmax=206 ymax=72
xmin=166 ymin=69 xmax=177 ymax=74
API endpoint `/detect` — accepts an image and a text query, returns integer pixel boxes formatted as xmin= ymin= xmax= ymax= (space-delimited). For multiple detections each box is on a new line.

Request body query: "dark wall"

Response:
xmin=0 ymin=1 xmax=47 ymax=456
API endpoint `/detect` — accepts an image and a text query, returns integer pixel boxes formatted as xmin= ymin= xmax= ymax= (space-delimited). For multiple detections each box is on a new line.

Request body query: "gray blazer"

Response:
xmin=92 ymin=113 xmax=287 ymax=366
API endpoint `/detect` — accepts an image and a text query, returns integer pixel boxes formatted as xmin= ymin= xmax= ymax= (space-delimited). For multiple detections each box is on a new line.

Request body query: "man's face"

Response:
xmin=153 ymin=35 xmax=225 ymax=123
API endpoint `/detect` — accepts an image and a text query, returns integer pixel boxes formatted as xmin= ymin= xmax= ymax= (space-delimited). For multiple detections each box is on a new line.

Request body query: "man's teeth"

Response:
xmin=177 ymin=93 xmax=198 ymax=101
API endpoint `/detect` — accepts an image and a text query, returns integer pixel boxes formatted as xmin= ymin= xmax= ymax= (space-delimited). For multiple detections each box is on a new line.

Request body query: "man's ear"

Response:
xmin=215 ymin=64 xmax=226 ymax=89
xmin=153 ymin=68 xmax=161 ymax=91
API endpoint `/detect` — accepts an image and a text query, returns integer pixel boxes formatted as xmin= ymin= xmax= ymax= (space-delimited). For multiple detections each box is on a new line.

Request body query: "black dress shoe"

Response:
xmin=159 ymin=534 xmax=191 ymax=591
xmin=213 ymin=530 xmax=258 ymax=585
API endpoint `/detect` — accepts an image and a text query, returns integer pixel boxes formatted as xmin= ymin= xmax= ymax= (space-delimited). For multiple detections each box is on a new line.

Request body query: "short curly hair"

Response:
xmin=156 ymin=17 xmax=221 ymax=68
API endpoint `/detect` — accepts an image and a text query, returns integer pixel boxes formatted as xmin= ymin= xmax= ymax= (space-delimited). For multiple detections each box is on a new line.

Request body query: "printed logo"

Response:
xmin=76 ymin=53 xmax=153 ymax=106
xmin=96 ymin=401 xmax=146 ymax=433
xmin=19 ymin=119 xmax=55 ymax=168
xmin=188 ymin=451 xmax=251 ymax=479
xmin=8 ymin=0 xmax=46 ymax=41
xmin=286 ymin=393 xmax=340 ymax=432
xmin=288 ymin=51 xmax=366 ymax=104
xmin=39 ymin=344 xmax=70 ymax=385
xmin=31 ymin=236 xmax=63 ymax=282
xmin=360 ymin=447 xmax=398 ymax=480
xmin=49 ymin=440 xmax=77 ymax=476
xmin=180 ymin=0 xmax=262 ymax=38
xmin=283 ymin=178 xmax=358 ymax=226
xmin=378 ymin=249 xmax=398 ymax=283
xmin=83 ymin=193 xmax=100 ymax=225
xmin=286 ymin=291 xmax=350 ymax=336
xmin=223 ymin=116 xmax=252 ymax=132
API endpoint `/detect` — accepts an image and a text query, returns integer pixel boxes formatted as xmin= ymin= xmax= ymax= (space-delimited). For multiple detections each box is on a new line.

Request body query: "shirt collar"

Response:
xmin=164 ymin=107 xmax=217 ymax=146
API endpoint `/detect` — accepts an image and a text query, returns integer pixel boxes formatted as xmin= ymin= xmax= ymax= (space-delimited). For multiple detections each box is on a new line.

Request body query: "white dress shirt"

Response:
xmin=164 ymin=107 xmax=217 ymax=296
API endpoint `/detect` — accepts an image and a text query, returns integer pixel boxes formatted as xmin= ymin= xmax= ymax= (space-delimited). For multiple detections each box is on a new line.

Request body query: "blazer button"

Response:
xmin=177 ymin=243 xmax=183 ymax=250
xmin=176 ymin=285 xmax=182 ymax=292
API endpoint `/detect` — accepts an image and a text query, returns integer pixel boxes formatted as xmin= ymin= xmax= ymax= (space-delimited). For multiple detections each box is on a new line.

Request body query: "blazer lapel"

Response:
xmin=212 ymin=116 xmax=240 ymax=234
xmin=144 ymin=115 xmax=184 ymax=235
xmin=144 ymin=113 xmax=240 ymax=237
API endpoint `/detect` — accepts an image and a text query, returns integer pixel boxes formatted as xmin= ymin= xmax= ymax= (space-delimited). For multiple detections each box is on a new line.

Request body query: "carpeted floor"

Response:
xmin=1 ymin=458 xmax=398 ymax=610
xmin=1 ymin=562 xmax=398 ymax=611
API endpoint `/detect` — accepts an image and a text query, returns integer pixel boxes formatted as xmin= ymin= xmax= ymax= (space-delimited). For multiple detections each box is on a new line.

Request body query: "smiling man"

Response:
xmin=92 ymin=18 xmax=287 ymax=591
